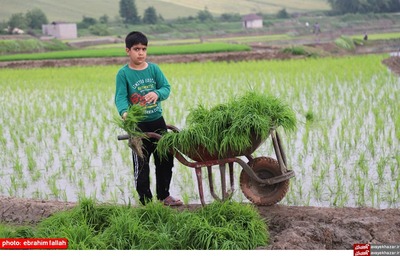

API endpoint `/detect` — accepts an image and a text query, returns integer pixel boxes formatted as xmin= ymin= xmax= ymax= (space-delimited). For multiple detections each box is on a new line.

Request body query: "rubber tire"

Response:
xmin=240 ymin=156 xmax=290 ymax=206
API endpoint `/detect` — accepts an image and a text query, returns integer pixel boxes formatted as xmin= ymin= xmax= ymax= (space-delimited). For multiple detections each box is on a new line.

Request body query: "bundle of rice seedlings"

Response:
xmin=157 ymin=91 xmax=296 ymax=161
xmin=114 ymin=104 xmax=146 ymax=158
xmin=334 ymin=35 xmax=356 ymax=51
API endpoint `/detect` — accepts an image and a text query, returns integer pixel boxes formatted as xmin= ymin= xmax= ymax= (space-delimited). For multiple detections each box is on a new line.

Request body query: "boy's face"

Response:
xmin=126 ymin=43 xmax=147 ymax=66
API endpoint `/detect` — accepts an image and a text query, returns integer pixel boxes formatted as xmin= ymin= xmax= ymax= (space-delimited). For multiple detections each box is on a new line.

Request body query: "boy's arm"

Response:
xmin=115 ymin=71 xmax=130 ymax=117
xmin=153 ymin=65 xmax=171 ymax=101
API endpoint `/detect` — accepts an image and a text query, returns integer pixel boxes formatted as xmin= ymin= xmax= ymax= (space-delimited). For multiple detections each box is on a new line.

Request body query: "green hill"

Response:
xmin=0 ymin=0 xmax=330 ymax=22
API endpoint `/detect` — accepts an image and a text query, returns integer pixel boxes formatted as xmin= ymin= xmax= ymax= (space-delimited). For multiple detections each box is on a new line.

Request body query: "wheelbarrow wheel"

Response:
xmin=240 ymin=156 xmax=290 ymax=206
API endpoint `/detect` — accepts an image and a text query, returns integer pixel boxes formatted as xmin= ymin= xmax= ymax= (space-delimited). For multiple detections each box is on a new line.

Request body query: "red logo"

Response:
xmin=354 ymin=244 xmax=370 ymax=256
xmin=130 ymin=93 xmax=146 ymax=106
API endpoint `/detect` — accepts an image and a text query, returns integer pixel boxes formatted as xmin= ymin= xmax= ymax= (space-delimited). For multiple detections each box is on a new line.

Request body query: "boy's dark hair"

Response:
xmin=125 ymin=31 xmax=148 ymax=49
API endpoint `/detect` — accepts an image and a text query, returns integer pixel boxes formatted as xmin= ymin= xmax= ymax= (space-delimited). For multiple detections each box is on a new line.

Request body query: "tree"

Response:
xmin=99 ymin=14 xmax=109 ymax=24
xmin=89 ymin=24 xmax=110 ymax=36
xmin=142 ymin=7 xmax=158 ymax=24
xmin=8 ymin=13 xmax=27 ymax=30
xmin=220 ymin=13 xmax=241 ymax=22
xmin=119 ymin=0 xmax=140 ymax=24
xmin=277 ymin=8 xmax=289 ymax=19
xmin=78 ymin=16 xmax=97 ymax=29
xmin=197 ymin=7 xmax=213 ymax=22
xmin=25 ymin=8 xmax=48 ymax=29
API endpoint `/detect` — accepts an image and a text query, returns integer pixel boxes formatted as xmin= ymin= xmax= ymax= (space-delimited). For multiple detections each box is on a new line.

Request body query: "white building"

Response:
xmin=242 ymin=14 xmax=263 ymax=29
xmin=42 ymin=22 xmax=77 ymax=39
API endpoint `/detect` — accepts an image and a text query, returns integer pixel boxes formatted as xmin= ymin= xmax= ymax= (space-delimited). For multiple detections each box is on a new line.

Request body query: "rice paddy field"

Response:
xmin=0 ymin=54 xmax=399 ymax=208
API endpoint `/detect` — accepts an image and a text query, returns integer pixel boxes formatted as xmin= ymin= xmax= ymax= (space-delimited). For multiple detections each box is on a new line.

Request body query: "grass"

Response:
xmin=352 ymin=32 xmax=400 ymax=41
xmin=0 ymin=39 xmax=70 ymax=55
xmin=0 ymin=199 xmax=268 ymax=250
xmin=0 ymin=42 xmax=250 ymax=61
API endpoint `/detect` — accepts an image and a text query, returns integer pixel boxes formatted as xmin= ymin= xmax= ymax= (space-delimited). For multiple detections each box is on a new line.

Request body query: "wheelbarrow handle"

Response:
xmin=118 ymin=124 xmax=179 ymax=141
xmin=117 ymin=134 xmax=130 ymax=140
xmin=167 ymin=124 xmax=180 ymax=132
xmin=117 ymin=133 xmax=161 ymax=140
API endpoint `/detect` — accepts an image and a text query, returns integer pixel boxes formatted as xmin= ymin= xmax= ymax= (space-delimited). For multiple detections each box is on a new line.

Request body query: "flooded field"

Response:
xmin=0 ymin=55 xmax=399 ymax=208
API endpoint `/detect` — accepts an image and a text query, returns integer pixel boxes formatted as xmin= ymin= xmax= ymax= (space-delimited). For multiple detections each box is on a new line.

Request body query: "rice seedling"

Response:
xmin=355 ymin=173 xmax=366 ymax=206
xmin=31 ymin=169 xmax=41 ymax=182
xmin=12 ymin=157 xmax=23 ymax=179
xmin=47 ymin=174 xmax=60 ymax=199
xmin=305 ymin=110 xmax=315 ymax=123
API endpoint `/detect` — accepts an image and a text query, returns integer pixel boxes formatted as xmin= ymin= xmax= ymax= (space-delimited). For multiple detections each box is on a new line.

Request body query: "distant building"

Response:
xmin=8 ymin=27 xmax=25 ymax=34
xmin=242 ymin=14 xmax=263 ymax=29
xmin=42 ymin=22 xmax=77 ymax=39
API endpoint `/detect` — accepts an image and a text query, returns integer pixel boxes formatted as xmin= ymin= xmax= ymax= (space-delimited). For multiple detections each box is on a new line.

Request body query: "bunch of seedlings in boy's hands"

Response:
xmin=114 ymin=104 xmax=146 ymax=158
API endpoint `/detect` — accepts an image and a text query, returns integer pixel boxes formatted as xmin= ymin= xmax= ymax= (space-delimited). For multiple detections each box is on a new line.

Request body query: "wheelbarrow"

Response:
xmin=118 ymin=124 xmax=295 ymax=206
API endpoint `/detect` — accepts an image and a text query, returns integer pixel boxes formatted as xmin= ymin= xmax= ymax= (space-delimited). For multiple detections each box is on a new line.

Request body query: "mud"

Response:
xmin=1 ymin=196 xmax=400 ymax=250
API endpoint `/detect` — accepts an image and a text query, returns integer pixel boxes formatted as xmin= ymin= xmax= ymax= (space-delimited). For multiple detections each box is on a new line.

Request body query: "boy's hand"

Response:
xmin=144 ymin=92 xmax=158 ymax=104
xmin=122 ymin=112 xmax=128 ymax=120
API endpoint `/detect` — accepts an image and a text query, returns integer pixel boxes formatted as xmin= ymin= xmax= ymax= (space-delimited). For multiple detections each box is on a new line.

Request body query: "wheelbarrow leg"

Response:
xmin=195 ymin=167 xmax=206 ymax=206
xmin=228 ymin=162 xmax=234 ymax=194
xmin=270 ymin=129 xmax=288 ymax=174
xmin=220 ymin=164 xmax=227 ymax=200
xmin=208 ymin=166 xmax=222 ymax=201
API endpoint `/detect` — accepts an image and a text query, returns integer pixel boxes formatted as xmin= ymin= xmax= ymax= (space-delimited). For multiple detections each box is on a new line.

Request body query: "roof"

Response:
xmin=50 ymin=21 xmax=75 ymax=25
xmin=242 ymin=13 xmax=262 ymax=21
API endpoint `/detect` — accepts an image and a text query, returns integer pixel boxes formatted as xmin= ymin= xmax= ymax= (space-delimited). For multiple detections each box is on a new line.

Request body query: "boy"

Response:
xmin=115 ymin=31 xmax=182 ymax=206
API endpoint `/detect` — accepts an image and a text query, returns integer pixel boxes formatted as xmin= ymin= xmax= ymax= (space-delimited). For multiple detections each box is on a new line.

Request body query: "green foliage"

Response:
xmin=0 ymin=224 xmax=35 ymax=238
xmin=25 ymin=8 xmax=48 ymax=29
xmin=143 ymin=7 xmax=159 ymax=24
xmin=0 ymin=42 xmax=250 ymax=61
xmin=0 ymin=39 xmax=70 ymax=55
xmin=305 ymin=110 xmax=315 ymax=123
xmin=197 ymin=7 xmax=214 ymax=22
xmin=89 ymin=24 xmax=110 ymax=36
xmin=114 ymin=104 xmax=146 ymax=137
xmin=77 ymin=16 xmax=97 ymax=29
xmin=119 ymin=0 xmax=140 ymax=24
xmin=277 ymin=8 xmax=289 ymax=19
xmin=156 ymin=91 xmax=296 ymax=160
xmin=43 ymin=39 xmax=71 ymax=51
xmin=0 ymin=39 xmax=42 ymax=54
xmin=8 ymin=13 xmax=27 ymax=30
xmin=282 ymin=46 xmax=307 ymax=55
xmin=99 ymin=14 xmax=109 ymax=24
xmin=334 ymin=35 xmax=356 ymax=50
xmin=220 ymin=13 xmax=242 ymax=22
xmin=0 ymin=199 xmax=268 ymax=249
xmin=7 ymin=8 xmax=48 ymax=31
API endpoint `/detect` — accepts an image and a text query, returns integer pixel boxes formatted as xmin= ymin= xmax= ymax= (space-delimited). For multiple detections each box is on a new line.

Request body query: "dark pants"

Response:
xmin=132 ymin=116 xmax=174 ymax=205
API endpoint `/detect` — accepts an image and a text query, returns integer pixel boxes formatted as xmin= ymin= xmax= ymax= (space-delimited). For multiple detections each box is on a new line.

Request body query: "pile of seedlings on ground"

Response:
xmin=0 ymin=199 xmax=268 ymax=249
